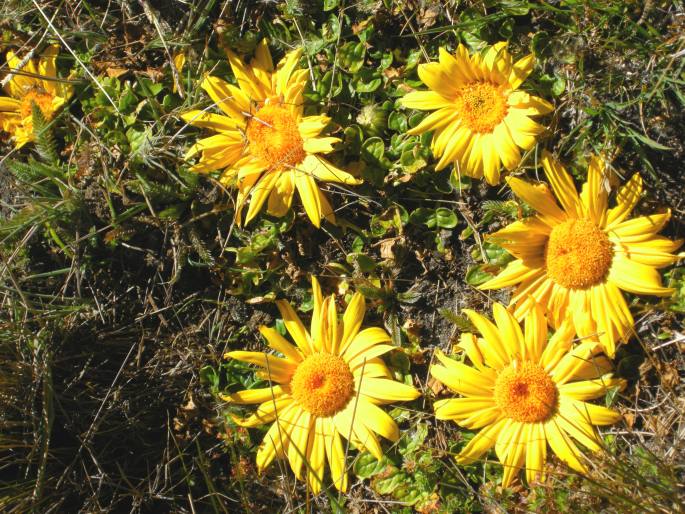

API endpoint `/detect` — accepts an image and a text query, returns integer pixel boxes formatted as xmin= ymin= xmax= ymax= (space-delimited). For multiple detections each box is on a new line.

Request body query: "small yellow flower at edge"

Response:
xmin=223 ymin=277 xmax=420 ymax=494
xmin=181 ymin=40 xmax=361 ymax=228
xmin=0 ymin=45 xmax=74 ymax=148
xmin=401 ymin=42 xmax=553 ymax=185
xmin=431 ymin=302 xmax=625 ymax=488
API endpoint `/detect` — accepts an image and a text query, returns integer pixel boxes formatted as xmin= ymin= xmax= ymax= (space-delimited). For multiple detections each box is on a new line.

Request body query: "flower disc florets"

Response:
xmin=454 ymin=82 xmax=508 ymax=133
xmin=290 ymin=354 xmax=355 ymax=417
xmin=545 ymin=218 xmax=614 ymax=289
xmin=19 ymin=88 xmax=55 ymax=119
xmin=494 ymin=361 xmax=557 ymax=423
xmin=245 ymin=104 xmax=306 ymax=169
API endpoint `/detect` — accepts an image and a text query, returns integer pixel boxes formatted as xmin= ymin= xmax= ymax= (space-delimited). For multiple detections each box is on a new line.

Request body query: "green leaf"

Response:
xmin=338 ymin=41 xmax=366 ymax=73
xmin=323 ymin=0 xmax=339 ymax=11
xmin=353 ymin=453 xmax=393 ymax=478
xmin=434 ymin=208 xmax=458 ymax=229
xmin=465 ymin=264 xmax=495 ymax=286
xmin=346 ymin=252 xmax=376 ymax=273
xmin=388 ymin=111 xmax=408 ymax=132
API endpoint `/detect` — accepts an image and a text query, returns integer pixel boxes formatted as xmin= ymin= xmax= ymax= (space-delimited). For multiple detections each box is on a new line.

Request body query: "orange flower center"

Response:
xmin=494 ymin=361 xmax=557 ymax=423
xmin=545 ymin=218 xmax=613 ymax=289
xmin=454 ymin=82 xmax=508 ymax=133
xmin=19 ymin=88 xmax=55 ymax=119
xmin=245 ymin=104 xmax=306 ymax=169
xmin=290 ymin=353 xmax=354 ymax=417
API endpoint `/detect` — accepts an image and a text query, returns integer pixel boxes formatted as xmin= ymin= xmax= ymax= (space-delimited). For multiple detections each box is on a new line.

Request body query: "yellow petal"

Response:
xmin=276 ymin=48 xmax=304 ymax=97
xmin=492 ymin=302 xmax=525 ymax=360
xmin=301 ymin=154 xmax=361 ymax=185
xmin=556 ymin=401 xmax=603 ymax=452
xmin=544 ymin=417 xmax=586 ymax=473
xmin=456 ymin=418 xmax=509 ymax=465
xmin=340 ymin=292 xmax=366 ymax=351
xmin=244 ymin=170 xmax=280 ymax=225
xmin=523 ymin=301 xmax=547 ymax=362
xmin=525 ymin=422 xmax=547 ymax=484
xmin=608 ymin=256 xmax=674 ymax=296
xmin=355 ymin=399 xmax=400 ymax=441
xmin=230 ymin=395 xmax=293 ymax=428
xmin=322 ymin=418 xmax=348 ymax=492
xmin=0 ymin=97 xmax=21 ymax=112
xmin=256 ymin=403 xmax=296 ymax=471
xmin=580 ymin=155 xmax=609 ymax=225
xmin=347 ymin=344 xmax=396 ymax=370
xmin=558 ymin=374 xmax=624 ymax=401
xmin=417 ymin=61 xmax=458 ymax=97
xmin=286 ymin=409 xmax=312 ymax=480
xmin=430 ymin=361 xmax=494 ymax=397
xmin=306 ymin=419 xmax=326 ymax=494
xmin=266 ymin=171 xmax=296 ymax=217
xmin=253 ymin=39 xmax=274 ymax=72
xmin=221 ymin=385 xmax=285 ymax=404
xmin=480 ymin=133 xmax=502 ymax=185
xmin=276 ymin=299 xmax=313 ymax=355
xmin=507 ymin=91 xmax=554 ymax=115
xmin=295 ymin=170 xmax=323 ymax=227
xmin=605 ymin=173 xmax=642 ymax=228
xmin=359 ymin=377 xmax=420 ymax=404
xmin=435 ymin=125 xmax=470 ymax=170
xmin=506 ymin=176 xmax=566 ymax=224
xmin=500 ymin=422 xmax=527 ymax=488
xmin=463 ymin=309 xmax=510 ymax=369
xmin=226 ymin=49 xmax=267 ymax=101
xmin=341 ymin=327 xmax=390 ymax=358
xmin=201 ymin=75 xmax=251 ymax=120
xmin=180 ymin=110 xmax=240 ymax=133
xmin=504 ymin=111 xmax=545 ymax=150
xmin=564 ymin=398 xmax=622 ymax=426
xmin=333 ymin=401 xmax=383 ymax=459
xmin=225 ymin=350 xmax=297 ymax=380
xmin=609 ymin=211 xmax=671 ymax=243
xmin=298 ymin=115 xmax=330 ymax=138
xmin=258 ymin=325 xmax=303 ymax=363
xmin=303 ymin=136 xmax=340 ymax=154
xmin=401 ymin=90 xmax=453 ymax=110
xmin=493 ymin=122 xmax=521 ymax=171
xmin=541 ymin=150 xmax=583 ymax=218
xmin=479 ymin=261 xmax=545 ymax=291
xmin=619 ymin=237 xmax=684 ymax=267
xmin=407 ymin=107 xmax=458 ymax=136
xmin=508 ymin=54 xmax=534 ymax=89
xmin=434 ymin=397 xmax=499 ymax=429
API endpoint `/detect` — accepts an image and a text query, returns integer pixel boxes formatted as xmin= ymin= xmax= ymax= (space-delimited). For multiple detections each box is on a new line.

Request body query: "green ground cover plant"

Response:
xmin=0 ymin=1 xmax=683 ymax=512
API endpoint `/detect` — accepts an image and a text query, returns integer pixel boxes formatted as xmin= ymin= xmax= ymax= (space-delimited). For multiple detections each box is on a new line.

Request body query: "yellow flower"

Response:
xmin=224 ymin=277 xmax=420 ymax=494
xmin=480 ymin=151 xmax=683 ymax=356
xmin=0 ymin=45 xmax=73 ymax=148
xmin=431 ymin=302 xmax=624 ymax=488
xmin=401 ymin=42 xmax=553 ymax=185
xmin=181 ymin=40 xmax=361 ymax=227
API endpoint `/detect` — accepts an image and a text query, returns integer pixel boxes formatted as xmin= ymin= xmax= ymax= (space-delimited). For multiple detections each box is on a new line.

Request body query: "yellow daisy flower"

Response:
xmin=401 ymin=42 xmax=553 ymax=185
xmin=431 ymin=302 xmax=625 ymax=487
xmin=224 ymin=277 xmax=420 ymax=494
xmin=480 ymin=151 xmax=684 ymax=356
xmin=181 ymin=40 xmax=361 ymax=228
xmin=0 ymin=45 xmax=73 ymax=148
